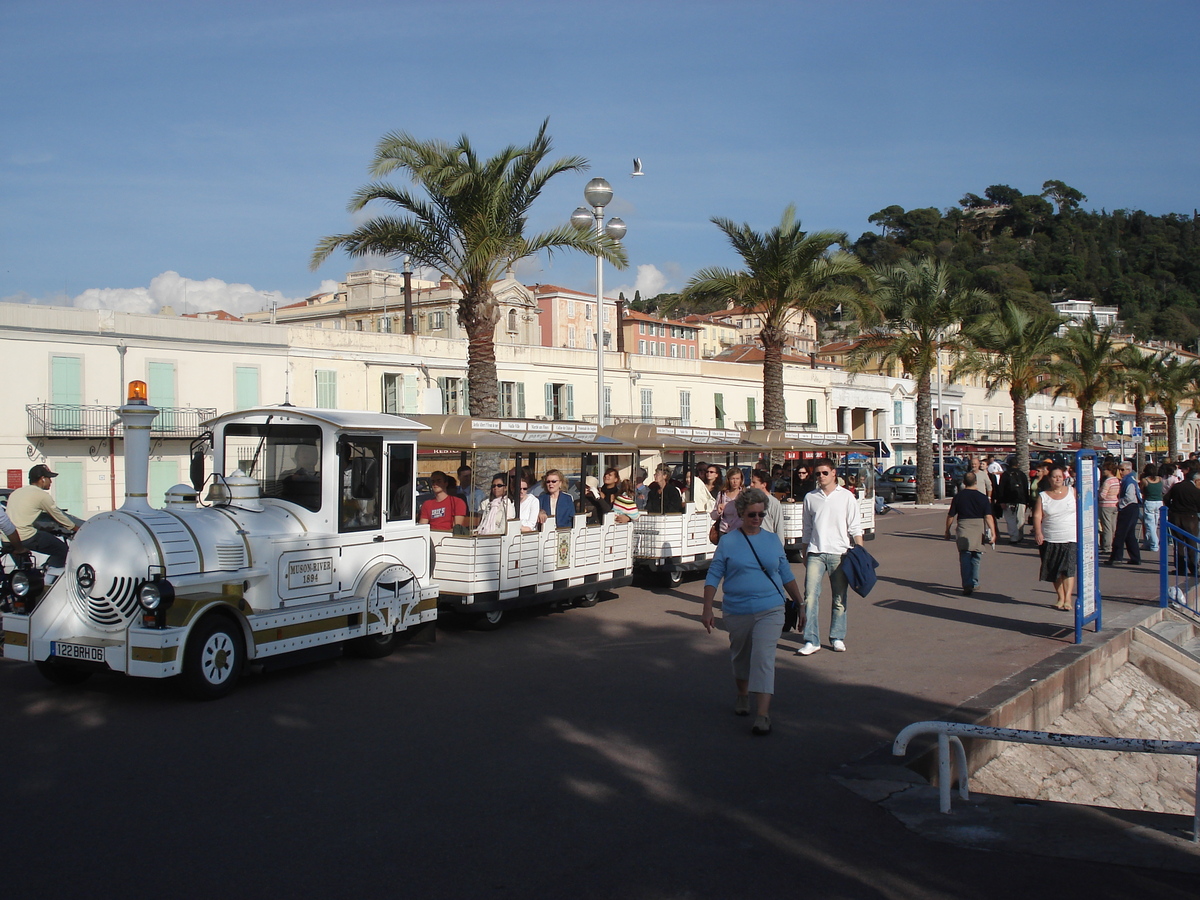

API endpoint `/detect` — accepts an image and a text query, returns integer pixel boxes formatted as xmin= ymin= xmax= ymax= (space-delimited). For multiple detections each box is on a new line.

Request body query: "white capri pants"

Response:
xmin=724 ymin=605 xmax=785 ymax=695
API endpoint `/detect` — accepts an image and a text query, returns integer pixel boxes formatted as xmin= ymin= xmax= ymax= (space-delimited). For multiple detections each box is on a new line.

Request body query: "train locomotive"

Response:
xmin=2 ymin=381 xmax=439 ymax=698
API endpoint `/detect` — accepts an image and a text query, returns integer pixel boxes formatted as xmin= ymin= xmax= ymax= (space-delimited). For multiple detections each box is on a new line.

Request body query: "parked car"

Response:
xmin=878 ymin=465 xmax=917 ymax=501
xmin=877 ymin=465 xmax=958 ymax=501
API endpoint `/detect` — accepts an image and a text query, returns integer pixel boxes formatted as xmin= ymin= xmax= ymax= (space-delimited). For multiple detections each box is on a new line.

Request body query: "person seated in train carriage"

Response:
xmin=475 ymin=473 xmax=516 ymax=535
xmin=516 ymin=476 xmax=540 ymax=532
xmin=537 ymin=469 xmax=576 ymax=530
xmin=581 ymin=476 xmax=610 ymax=525
xmin=613 ymin=480 xmax=641 ymax=523
xmin=279 ymin=443 xmax=322 ymax=510
xmin=599 ymin=467 xmax=621 ymax=507
xmin=419 ymin=471 xmax=468 ymax=532
xmin=633 ymin=467 xmax=650 ymax=509
xmin=457 ymin=464 xmax=484 ymax=511
xmin=691 ymin=462 xmax=716 ymax=514
xmin=645 ymin=464 xmax=684 ymax=514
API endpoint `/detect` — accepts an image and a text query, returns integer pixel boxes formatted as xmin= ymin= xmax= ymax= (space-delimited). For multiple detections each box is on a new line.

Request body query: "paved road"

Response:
xmin=3 ymin=506 xmax=1194 ymax=899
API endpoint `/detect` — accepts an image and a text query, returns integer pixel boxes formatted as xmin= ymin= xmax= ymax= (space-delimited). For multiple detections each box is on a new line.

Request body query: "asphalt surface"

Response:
xmin=3 ymin=504 xmax=1196 ymax=899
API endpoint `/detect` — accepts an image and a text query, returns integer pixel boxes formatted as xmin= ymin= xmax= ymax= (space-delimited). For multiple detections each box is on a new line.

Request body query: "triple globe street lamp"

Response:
xmin=572 ymin=178 xmax=626 ymax=432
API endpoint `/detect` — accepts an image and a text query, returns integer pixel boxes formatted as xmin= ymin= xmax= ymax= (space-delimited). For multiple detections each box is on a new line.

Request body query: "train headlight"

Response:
xmin=137 ymin=576 xmax=175 ymax=628
xmin=76 ymin=564 xmax=96 ymax=591
xmin=11 ymin=572 xmax=32 ymax=598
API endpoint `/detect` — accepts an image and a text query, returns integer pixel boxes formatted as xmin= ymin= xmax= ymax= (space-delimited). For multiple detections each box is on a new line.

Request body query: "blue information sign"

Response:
xmin=1075 ymin=449 xmax=1101 ymax=641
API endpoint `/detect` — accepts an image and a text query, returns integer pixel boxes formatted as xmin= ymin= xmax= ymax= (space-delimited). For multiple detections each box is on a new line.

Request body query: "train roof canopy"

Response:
xmin=205 ymin=406 xmax=429 ymax=434
xmin=602 ymin=423 xmax=762 ymax=452
xmin=410 ymin=416 xmax=637 ymax=451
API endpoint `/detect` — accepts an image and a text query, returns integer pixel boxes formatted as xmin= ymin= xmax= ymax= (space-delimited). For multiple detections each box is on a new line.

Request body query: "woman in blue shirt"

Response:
xmin=537 ymin=469 xmax=577 ymax=529
xmin=701 ymin=488 xmax=802 ymax=736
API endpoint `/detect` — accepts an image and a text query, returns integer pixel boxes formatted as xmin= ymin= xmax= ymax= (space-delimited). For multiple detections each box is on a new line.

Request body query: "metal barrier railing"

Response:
xmin=1160 ymin=506 xmax=1200 ymax=617
xmin=894 ymin=721 xmax=1200 ymax=841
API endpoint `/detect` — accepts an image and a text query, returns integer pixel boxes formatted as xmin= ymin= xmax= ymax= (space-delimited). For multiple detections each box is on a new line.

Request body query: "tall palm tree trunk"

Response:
xmin=1012 ymin=390 xmax=1030 ymax=475
xmin=761 ymin=332 xmax=786 ymax=430
xmin=1165 ymin=403 xmax=1180 ymax=460
xmin=916 ymin=370 xmax=934 ymax=504
xmin=462 ymin=291 xmax=500 ymax=416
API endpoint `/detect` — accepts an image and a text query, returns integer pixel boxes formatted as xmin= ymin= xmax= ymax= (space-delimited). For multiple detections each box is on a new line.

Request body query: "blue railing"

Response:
xmin=1159 ymin=505 xmax=1200 ymax=617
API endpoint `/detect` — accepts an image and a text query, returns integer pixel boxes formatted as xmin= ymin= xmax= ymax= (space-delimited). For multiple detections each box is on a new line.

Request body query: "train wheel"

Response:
xmin=472 ymin=609 xmax=504 ymax=631
xmin=35 ymin=660 xmax=92 ymax=686
xmin=346 ymin=628 xmax=399 ymax=659
xmin=574 ymin=591 xmax=600 ymax=608
xmin=180 ymin=617 xmax=243 ymax=700
xmin=664 ymin=570 xmax=683 ymax=587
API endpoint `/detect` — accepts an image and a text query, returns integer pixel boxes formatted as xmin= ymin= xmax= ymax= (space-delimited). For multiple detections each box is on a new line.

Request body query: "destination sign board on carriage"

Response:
xmin=4 ymin=389 xmax=440 ymax=698
xmin=407 ymin=415 xmax=639 ymax=628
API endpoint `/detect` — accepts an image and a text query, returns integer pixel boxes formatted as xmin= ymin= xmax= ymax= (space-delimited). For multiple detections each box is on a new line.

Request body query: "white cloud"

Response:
xmin=612 ymin=264 xmax=671 ymax=301
xmin=2 ymin=272 xmax=316 ymax=318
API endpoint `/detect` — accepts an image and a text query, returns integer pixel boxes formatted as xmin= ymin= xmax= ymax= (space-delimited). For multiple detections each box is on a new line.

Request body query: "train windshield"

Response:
xmin=224 ymin=423 xmax=324 ymax=512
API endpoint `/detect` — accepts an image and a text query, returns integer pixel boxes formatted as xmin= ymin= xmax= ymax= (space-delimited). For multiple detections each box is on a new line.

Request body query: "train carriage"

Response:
xmin=409 ymin=415 xmax=638 ymax=628
xmin=601 ymin=423 xmax=765 ymax=585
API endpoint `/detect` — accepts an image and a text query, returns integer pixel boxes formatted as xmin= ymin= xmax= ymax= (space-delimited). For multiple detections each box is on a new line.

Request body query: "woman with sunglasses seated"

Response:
xmin=537 ymin=469 xmax=576 ymax=530
xmin=475 ymin=473 xmax=516 ymax=535
xmin=516 ymin=477 xmax=540 ymax=533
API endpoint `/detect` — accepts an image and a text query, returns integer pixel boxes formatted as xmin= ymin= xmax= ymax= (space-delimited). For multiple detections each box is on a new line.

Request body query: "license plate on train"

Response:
xmin=51 ymin=641 xmax=105 ymax=662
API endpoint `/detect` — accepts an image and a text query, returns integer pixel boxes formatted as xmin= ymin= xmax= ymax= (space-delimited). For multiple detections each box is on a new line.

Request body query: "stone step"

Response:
xmin=1185 ymin=637 xmax=1200 ymax=657
xmin=1148 ymin=620 xmax=1193 ymax=645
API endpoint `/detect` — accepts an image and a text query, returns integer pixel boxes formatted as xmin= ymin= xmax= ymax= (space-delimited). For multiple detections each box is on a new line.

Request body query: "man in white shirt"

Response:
xmin=749 ymin=470 xmax=783 ymax=534
xmin=796 ymin=458 xmax=863 ymax=656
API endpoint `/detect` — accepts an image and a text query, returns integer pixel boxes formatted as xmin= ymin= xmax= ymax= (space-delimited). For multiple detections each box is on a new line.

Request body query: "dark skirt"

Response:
xmin=1039 ymin=541 xmax=1077 ymax=582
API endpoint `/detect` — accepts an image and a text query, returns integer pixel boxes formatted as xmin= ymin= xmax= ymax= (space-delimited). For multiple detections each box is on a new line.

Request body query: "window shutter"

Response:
xmin=564 ymin=383 xmax=574 ymax=419
xmin=437 ymin=376 xmax=448 ymax=414
xmin=714 ymin=392 xmax=725 ymax=428
xmin=403 ymin=374 xmax=419 ymax=413
xmin=516 ymin=382 xmax=526 ymax=418
xmin=544 ymin=383 xmax=554 ymax=418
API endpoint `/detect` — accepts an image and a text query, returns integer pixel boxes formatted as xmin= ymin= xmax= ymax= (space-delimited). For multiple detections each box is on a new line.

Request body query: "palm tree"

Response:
xmin=849 ymin=256 xmax=992 ymax=504
xmin=680 ymin=205 xmax=869 ymax=429
xmin=1114 ymin=344 xmax=1164 ymax=469
xmin=311 ymin=120 xmax=626 ymax=416
xmin=1152 ymin=355 xmax=1200 ymax=460
xmin=956 ymin=301 xmax=1066 ymax=476
xmin=1049 ymin=316 xmax=1122 ymax=445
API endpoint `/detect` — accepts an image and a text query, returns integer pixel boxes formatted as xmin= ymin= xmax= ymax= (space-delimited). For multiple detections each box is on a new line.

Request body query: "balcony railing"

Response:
xmin=26 ymin=404 xmax=217 ymax=440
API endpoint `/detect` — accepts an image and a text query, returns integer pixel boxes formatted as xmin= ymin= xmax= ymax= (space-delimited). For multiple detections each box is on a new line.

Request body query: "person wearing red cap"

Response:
xmin=3 ymin=464 xmax=78 ymax=568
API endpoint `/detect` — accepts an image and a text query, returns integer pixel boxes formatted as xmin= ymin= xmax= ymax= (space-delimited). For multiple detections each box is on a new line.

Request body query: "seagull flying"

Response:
xmin=631 ymin=158 xmax=644 ymax=177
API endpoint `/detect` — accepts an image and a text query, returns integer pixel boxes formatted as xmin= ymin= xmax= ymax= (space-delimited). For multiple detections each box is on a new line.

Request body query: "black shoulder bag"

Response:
xmin=740 ymin=529 xmax=798 ymax=632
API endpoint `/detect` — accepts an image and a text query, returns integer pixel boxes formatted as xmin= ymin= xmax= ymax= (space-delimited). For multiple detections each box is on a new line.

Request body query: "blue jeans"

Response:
xmin=803 ymin=552 xmax=848 ymax=646
xmin=959 ymin=549 xmax=981 ymax=590
xmin=1141 ymin=500 xmax=1162 ymax=551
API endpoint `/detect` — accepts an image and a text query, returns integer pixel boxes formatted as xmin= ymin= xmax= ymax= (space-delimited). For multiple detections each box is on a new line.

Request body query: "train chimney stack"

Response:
xmin=117 ymin=380 xmax=159 ymax=513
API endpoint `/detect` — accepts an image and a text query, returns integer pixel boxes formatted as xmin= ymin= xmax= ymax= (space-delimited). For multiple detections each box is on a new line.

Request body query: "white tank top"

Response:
xmin=1040 ymin=489 xmax=1077 ymax=543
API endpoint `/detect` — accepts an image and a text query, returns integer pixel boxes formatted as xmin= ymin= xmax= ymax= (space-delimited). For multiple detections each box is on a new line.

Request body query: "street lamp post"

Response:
xmin=572 ymin=178 xmax=626 ymax=434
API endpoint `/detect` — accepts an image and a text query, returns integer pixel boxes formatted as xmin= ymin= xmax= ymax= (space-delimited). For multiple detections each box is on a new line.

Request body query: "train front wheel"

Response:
xmin=180 ymin=616 xmax=244 ymax=700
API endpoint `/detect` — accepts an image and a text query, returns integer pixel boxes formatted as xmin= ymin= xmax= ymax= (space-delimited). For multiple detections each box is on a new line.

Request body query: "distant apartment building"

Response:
xmin=530 ymin=283 xmax=616 ymax=350
xmin=621 ymin=309 xmax=699 ymax=359
xmin=680 ymin=313 xmax=740 ymax=358
xmin=712 ymin=303 xmax=820 ymax=354
xmin=244 ymin=269 xmax=541 ymax=346
xmin=1052 ymin=299 xmax=1120 ymax=331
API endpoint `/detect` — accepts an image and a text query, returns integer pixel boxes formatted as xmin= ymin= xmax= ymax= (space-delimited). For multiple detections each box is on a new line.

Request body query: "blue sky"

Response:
xmin=3 ymin=0 xmax=1198 ymax=315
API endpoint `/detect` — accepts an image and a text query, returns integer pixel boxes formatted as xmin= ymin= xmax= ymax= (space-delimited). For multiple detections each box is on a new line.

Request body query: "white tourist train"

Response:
xmin=2 ymin=388 xmax=880 ymax=698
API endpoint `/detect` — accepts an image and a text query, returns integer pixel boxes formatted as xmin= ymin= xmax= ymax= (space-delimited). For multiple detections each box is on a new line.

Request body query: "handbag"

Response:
xmin=709 ymin=522 xmax=721 ymax=544
xmin=739 ymin=529 xmax=798 ymax=631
